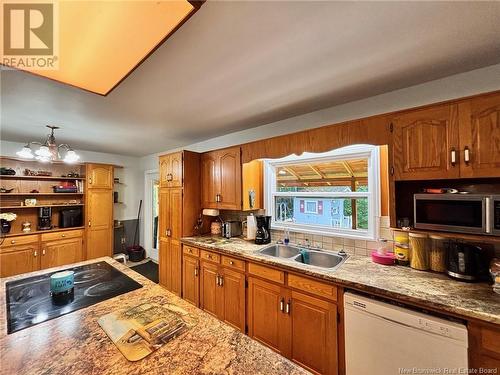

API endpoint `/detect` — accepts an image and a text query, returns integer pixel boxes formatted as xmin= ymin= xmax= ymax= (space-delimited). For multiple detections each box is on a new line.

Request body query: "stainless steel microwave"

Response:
xmin=414 ymin=194 xmax=500 ymax=236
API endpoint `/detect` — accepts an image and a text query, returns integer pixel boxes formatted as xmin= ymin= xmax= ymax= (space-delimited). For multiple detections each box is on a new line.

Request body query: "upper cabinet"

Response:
xmin=87 ymin=164 xmax=114 ymax=189
xmin=458 ymin=92 xmax=500 ymax=178
xmin=242 ymin=160 xmax=263 ymax=211
xmin=391 ymin=92 xmax=500 ymax=180
xmin=391 ymin=104 xmax=460 ymax=181
xmin=201 ymin=146 xmax=242 ymax=210
xmin=159 ymin=152 xmax=183 ymax=188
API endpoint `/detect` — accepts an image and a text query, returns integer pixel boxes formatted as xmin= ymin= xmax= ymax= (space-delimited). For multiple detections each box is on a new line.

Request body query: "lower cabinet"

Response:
xmin=469 ymin=321 xmax=500 ymax=370
xmin=182 ymin=254 xmax=200 ymax=306
xmin=200 ymin=257 xmax=246 ymax=332
xmin=247 ymin=277 xmax=338 ymax=375
xmin=40 ymin=237 xmax=84 ymax=269
xmin=159 ymin=238 xmax=182 ymax=296
xmin=0 ymin=239 xmax=39 ymax=278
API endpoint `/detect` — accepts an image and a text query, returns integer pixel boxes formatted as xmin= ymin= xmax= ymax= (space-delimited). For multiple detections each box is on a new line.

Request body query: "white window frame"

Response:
xmin=264 ymin=145 xmax=380 ymax=240
xmin=304 ymin=200 xmax=318 ymax=214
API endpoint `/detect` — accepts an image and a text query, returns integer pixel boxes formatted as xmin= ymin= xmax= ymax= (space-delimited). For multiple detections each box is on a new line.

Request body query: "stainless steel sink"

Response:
xmin=259 ymin=244 xmax=301 ymax=258
xmin=294 ymin=249 xmax=346 ymax=270
xmin=258 ymin=244 xmax=348 ymax=270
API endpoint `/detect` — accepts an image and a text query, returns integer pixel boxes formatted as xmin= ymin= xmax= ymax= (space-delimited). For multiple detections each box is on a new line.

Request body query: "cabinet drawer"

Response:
xmin=200 ymin=250 xmax=220 ymax=263
xmin=41 ymin=230 xmax=83 ymax=242
xmin=221 ymin=255 xmax=245 ymax=271
xmin=183 ymin=245 xmax=200 ymax=257
xmin=288 ymin=274 xmax=337 ymax=301
xmin=0 ymin=235 xmax=39 ymax=249
xmin=248 ymin=263 xmax=284 ymax=284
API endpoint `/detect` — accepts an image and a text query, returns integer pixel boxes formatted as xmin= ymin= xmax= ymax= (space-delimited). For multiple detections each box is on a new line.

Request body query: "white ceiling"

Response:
xmin=2 ymin=1 xmax=500 ymax=156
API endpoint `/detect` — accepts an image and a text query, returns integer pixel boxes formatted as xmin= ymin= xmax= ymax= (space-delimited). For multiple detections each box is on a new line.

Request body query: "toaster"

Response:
xmin=222 ymin=221 xmax=242 ymax=238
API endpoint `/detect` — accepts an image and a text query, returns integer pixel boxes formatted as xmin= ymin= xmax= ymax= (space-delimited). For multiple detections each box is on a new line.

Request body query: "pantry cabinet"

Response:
xmin=458 ymin=91 xmax=500 ymax=178
xmin=158 ymin=151 xmax=200 ymax=295
xmin=85 ymin=188 xmax=113 ymax=260
xmin=201 ymin=146 xmax=242 ymax=210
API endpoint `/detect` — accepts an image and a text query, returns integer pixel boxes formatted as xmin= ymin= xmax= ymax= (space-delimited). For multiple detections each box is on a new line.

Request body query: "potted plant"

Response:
xmin=0 ymin=213 xmax=17 ymax=234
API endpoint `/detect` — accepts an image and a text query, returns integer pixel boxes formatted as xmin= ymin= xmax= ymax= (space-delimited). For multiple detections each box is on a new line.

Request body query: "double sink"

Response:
xmin=258 ymin=243 xmax=348 ymax=270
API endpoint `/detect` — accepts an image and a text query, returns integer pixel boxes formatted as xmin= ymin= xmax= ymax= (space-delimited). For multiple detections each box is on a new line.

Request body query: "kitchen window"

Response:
xmin=264 ymin=145 xmax=380 ymax=239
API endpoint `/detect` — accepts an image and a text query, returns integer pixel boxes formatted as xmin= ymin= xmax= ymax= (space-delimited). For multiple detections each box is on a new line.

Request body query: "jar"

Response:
xmin=409 ymin=233 xmax=429 ymax=270
xmin=429 ymin=235 xmax=447 ymax=272
xmin=393 ymin=230 xmax=409 ymax=245
xmin=394 ymin=243 xmax=410 ymax=266
xmin=376 ymin=239 xmax=390 ymax=255
xmin=210 ymin=221 xmax=222 ymax=235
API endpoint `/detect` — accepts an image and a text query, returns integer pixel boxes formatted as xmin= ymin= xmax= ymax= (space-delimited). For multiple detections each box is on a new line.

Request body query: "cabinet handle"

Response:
xmin=42 ymin=249 xmax=46 ymax=256
xmin=229 ymin=260 xmax=234 ymax=265
xmin=464 ymin=146 xmax=471 ymax=165
xmin=10 ymin=240 xmax=15 ymax=244
xmin=218 ymin=194 xmax=222 ymax=203
xmin=280 ymin=298 xmax=284 ymax=312
xmin=206 ymin=254 xmax=212 ymax=259
xmin=34 ymin=251 xmax=37 ymax=257
xmin=450 ymin=148 xmax=457 ymax=166
xmin=88 ymin=220 xmax=91 ymax=227
xmin=89 ymin=177 xmax=92 ymax=184
xmin=286 ymin=300 xmax=291 ymax=315
xmin=219 ymin=275 xmax=223 ymax=287
xmin=62 ymin=234 xmax=66 ymax=238
xmin=215 ymin=194 xmax=219 ymax=202
xmin=194 ymin=267 xmax=198 ymax=277
xmin=216 ymin=275 xmax=220 ymax=286
xmin=166 ymin=229 xmax=171 ymax=237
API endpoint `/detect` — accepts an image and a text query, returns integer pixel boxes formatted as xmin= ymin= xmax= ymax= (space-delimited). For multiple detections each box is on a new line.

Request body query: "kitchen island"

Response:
xmin=0 ymin=257 xmax=308 ymax=375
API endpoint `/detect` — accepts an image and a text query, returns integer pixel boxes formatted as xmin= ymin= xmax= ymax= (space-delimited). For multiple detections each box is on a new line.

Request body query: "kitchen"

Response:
xmin=1 ymin=1 xmax=500 ymax=375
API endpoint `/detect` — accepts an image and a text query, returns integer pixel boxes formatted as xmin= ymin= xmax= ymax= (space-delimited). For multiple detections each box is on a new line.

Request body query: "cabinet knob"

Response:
xmin=42 ymin=249 xmax=46 ymax=256
xmin=88 ymin=220 xmax=91 ymax=227
xmin=62 ymin=234 xmax=66 ymax=237
xmin=34 ymin=251 xmax=37 ymax=257
xmin=10 ymin=240 xmax=15 ymax=244
xmin=206 ymin=254 xmax=211 ymax=259
xmin=229 ymin=260 xmax=234 ymax=265
xmin=194 ymin=268 xmax=198 ymax=277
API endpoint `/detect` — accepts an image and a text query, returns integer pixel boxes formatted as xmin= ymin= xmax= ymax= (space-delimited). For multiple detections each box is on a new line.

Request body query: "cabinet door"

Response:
xmin=41 ymin=238 xmax=83 ymax=269
xmin=159 ymin=237 xmax=169 ymax=288
xmin=200 ymin=261 xmax=220 ymax=317
xmin=87 ymin=164 xmax=113 ymax=189
xmin=169 ymin=241 xmax=182 ymax=296
xmin=218 ymin=147 xmax=242 ymax=210
xmin=182 ymin=255 xmax=199 ymax=306
xmin=392 ymin=105 xmax=460 ymax=180
xmin=0 ymin=245 xmax=39 ymax=277
xmin=158 ymin=188 xmax=170 ymax=242
xmin=169 ymin=152 xmax=183 ymax=188
xmin=168 ymin=188 xmax=183 ymax=295
xmin=220 ymin=267 xmax=245 ymax=332
xmin=458 ymin=92 xmax=500 ymax=177
xmin=159 ymin=155 xmax=170 ymax=188
xmin=247 ymin=277 xmax=290 ymax=356
xmin=86 ymin=189 xmax=113 ymax=259
xmin=201 ymin=152 xmax=218 ymax=208
xmin=242 ymin=160 xmax=263 ymax=210
xmin=289 ymin=291 xmax=338 ymax=375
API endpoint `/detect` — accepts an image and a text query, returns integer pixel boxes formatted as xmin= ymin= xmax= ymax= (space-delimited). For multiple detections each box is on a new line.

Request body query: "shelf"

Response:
xmin=0 ymin=156 xmax=85 ymax=166
xmin=390 ymin=227 xmax=500 ymax=243
xmin=2 ymin=226 xmax=85 ymax=238
xmin=0 ymin=204 xmax=84 ymax=210
xmin=0 ymin=192 xmax=84 ymax=196
xmin=0 ymin=175 xmax=85 ymax=181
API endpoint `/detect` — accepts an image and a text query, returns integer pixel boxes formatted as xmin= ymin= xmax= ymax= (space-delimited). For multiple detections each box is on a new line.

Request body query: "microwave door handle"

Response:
xmin=485 ymin=197 xmax=492 ymax=234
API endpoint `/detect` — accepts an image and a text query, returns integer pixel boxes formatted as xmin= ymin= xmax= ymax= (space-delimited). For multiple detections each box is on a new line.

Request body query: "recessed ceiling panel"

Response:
xmin=3 ymin=0 xmax=196 ymax=95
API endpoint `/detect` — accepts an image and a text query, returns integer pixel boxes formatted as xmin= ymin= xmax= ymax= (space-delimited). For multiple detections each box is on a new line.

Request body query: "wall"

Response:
xmin=140 ymin=63 xmax=500 ymax=170
xmin=0 ymin=140 xmax=144 ymax=247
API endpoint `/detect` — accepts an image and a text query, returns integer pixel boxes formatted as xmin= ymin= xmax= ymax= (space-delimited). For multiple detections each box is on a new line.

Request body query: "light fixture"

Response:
xmin=16 ymin=126 xmax=81 ymax=163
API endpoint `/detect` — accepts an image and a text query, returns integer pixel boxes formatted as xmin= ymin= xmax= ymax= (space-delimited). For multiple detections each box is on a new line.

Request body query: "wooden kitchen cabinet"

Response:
xmin=85 ymin=188 xmax=113 ymax=260
xmin=87 ymin=164 xmax=113 ymax=189
xmin=458 ymin=91 xmax=500 ymax=178
xmin=247 ymin=276 xmax=291 ymax=356
xmin=159 ymin=152 xmax=183 ymax=188
xmin=41 ymin=236 xmax=84 ymax=269
xmin=242 ymin=160 xmax=263 ymax=210
xmin=201 ymin=146 xmax=242 ymax=210
xmin=391 ymin=104 xmax=460 ymax=180
xmin=0 ymin=236 xmax=39 ymax=277
xmin=469 ymin=321 xmax=500 ymax=370
xmin=200 ymin=260 xmax=220 ymax=317
xmin=182 ymin=254 xmax=200 ymax=306
xmin=158 ymin=187 xmax=183 ymax=295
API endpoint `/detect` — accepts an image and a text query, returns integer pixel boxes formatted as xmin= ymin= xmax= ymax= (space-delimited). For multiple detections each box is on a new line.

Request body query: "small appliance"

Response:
xmin=445 ymin=241 xmax=489 ymax=281
xmin=59 ymin=208 xmax=82 ymax=228
xmin=222 ymin=221 xmax=242 ymax=238
xmin=255 ymin=215 xmax=271 ymax=244
xmin=414 ymin=193 xmax=500 ymax=235
xmin=38 ymin=207 xmax=52 ymax=230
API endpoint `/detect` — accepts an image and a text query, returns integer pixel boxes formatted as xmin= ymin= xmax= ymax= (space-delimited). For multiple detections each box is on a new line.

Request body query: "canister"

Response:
xmin=409 ymin=233 xmax=429 ymax=270
xmin=50 ymin=270 xmax=75 ymax=305
xmin=429 ymin=235 xmax=447 ymax=273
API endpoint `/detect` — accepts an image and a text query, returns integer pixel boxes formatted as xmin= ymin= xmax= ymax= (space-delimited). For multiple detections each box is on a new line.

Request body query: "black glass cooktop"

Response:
xmin=6 ymin=262 xmax=142 ymax=334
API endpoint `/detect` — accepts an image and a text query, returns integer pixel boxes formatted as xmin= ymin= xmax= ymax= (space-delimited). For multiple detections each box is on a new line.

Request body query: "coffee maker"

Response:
xmin=38 ymin=207 xmax=52 ymax=230
xmin=255 ymin=215 xmax=271 ymax=244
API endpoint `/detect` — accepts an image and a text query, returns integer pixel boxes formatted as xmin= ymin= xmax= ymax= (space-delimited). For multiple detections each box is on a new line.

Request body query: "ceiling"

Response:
xmin=2 ymin=1 xmax=500 ymax=156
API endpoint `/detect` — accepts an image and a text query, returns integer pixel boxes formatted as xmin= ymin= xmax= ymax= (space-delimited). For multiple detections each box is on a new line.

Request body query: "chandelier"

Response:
xmin=16 ymin=126 xmax=81 ymax=163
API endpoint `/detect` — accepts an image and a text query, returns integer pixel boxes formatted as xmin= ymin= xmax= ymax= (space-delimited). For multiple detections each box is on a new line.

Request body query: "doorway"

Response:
xmin=144 ymin=170 xmax=159 ymax=261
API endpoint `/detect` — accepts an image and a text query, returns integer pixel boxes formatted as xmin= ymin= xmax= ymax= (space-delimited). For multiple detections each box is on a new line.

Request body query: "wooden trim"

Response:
xmin=288 ymin=273 xmax=337 ymax=301
xmin=248 ymin=262 xmax=285 ymax=284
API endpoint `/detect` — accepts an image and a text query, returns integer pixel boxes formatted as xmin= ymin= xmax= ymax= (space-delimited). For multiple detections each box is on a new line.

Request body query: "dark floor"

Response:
xmin=131 ymin=260 xmax=159 ymax=283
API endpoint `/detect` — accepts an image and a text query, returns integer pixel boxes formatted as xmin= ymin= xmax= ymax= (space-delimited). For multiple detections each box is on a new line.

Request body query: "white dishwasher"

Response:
xmin=344 ymin=292 xmax=468 ymax=375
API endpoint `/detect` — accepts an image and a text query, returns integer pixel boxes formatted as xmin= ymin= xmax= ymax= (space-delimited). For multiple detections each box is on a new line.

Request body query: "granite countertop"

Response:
xmin=0 ymin=258 xmax=309 ymax=375
xmin=182 ymin=236 xmax=500 ymax=325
